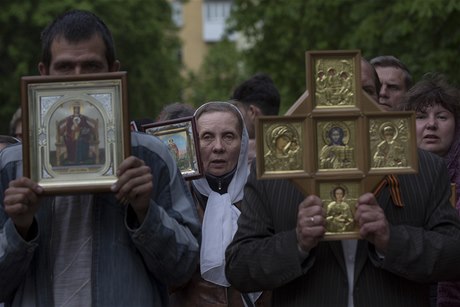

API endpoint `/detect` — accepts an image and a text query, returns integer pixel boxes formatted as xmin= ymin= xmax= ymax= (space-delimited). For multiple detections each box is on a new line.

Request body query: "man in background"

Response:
xmin=231 ymin=73 xmax=281 ymax=166
xmin=370 ymin=55 xmax=412 ymax=110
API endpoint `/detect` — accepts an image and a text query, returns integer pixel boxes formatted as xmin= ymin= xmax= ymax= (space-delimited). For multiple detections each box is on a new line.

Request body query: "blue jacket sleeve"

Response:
xmin=126 ymin=132 xmax=201 ymax=286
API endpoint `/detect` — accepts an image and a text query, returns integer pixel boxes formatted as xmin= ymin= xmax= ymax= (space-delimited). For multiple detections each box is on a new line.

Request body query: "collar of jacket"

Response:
xmin=205 ymin=167 xmax=237 ymax=195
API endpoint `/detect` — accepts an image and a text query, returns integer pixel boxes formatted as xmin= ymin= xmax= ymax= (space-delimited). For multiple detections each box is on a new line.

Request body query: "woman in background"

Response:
xmin=399 ymin=72 xmax=460 ymax=307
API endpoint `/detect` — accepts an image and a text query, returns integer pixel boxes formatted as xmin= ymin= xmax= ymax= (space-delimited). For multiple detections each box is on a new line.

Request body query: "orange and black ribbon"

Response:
xmin=373 ymin=174 xmax=404 ymax=207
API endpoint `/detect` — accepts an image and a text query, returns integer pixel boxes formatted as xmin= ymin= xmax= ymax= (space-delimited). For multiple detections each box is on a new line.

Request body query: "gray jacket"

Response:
xmin=0 ymin=132 xmax=200 ymax=306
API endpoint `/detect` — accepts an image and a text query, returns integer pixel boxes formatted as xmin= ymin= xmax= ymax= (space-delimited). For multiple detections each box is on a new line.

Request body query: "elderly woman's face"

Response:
xmin=415 ymin=104 xmax=455 ymax=157
xmin=197 ymin=111 xmax=242 ymax=177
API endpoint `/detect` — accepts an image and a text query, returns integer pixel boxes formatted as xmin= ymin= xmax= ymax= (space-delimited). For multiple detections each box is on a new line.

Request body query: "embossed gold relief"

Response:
xmin=255 ymin=50 xmax=417 ymax=240
xmin=370 ymin=119 xmax=410 ymax=168
xmin=320 ymin=182 xmax=359 ymax=235
xmin=263 ymin=122 xmax=303 ymax=172
xmin=317 ymin=121 xmax=355 ymax=169
xmin=314 ymin=57 xmax=356 ymax=107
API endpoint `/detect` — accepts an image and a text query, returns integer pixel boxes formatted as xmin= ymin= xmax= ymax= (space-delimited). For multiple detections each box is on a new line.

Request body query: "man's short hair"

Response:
xmin=370 ymin=55 xmax=413 ymax=89
xmin=157 ymin=102 xmax=196 ymax=121
xmin=231 ymin=73 xmax=281 ymax=116
xmin=40 ymin=10 xmax=116 ymax=69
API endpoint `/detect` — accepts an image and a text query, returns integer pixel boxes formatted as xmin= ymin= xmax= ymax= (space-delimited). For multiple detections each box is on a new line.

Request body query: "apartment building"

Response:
xmin=171 ymin=0 xmax=234 ymax=73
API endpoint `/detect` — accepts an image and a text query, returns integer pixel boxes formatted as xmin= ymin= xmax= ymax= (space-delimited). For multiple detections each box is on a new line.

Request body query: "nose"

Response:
xmin=379 ymin=85 xmax=389 ymax=98
xmin=212 ymin=137 xmax=225 ymax=152
xmin=426 ymin=116 xmax=438 ymax=129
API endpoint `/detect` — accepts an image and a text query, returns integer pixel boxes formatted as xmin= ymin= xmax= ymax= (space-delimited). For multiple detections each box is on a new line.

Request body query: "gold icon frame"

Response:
xmin=21 ymin=72 xmax=130 ymax=194
xmin=255 ymin=50 xmax=418 ymax=240
xmin=142 ymin=116 xmax=204 ymax=180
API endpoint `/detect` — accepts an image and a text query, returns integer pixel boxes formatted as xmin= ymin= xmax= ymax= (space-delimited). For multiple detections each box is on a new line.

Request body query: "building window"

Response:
xmin=205 ymin=0 xmax=231 ymax=21
xmin=171 ymin=0 xmax=183 ymax=27
xmin=202 ymin=0 xmax=234 ymax=42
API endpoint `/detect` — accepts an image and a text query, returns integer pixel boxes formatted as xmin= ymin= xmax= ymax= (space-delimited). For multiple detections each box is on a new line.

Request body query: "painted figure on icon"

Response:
xmin=319 ymin=126 xmax=354 ymax=169
xmin=326 ymin=186 xmax=355 ymax=232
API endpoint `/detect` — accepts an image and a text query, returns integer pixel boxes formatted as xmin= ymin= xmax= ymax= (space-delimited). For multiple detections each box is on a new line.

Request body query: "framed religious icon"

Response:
xmin=311 ymin=54 xmax=358 ymax=109
xmin=253 ymin=49 xmax=419 ymax=242
xmin=256 ymin=116 xmax=310 ymax=179
xmin=316 ymin=119 xmax=357 ymax=170
xmin=367 ymin=112 xmax=418 ymax=175
xmin=21 ymin=72 xmax=130 ymax=194
xmin=141 ymin=116 xmax=203 ymax=180
xmin=317 ymin=180 xmax=361 ymax=240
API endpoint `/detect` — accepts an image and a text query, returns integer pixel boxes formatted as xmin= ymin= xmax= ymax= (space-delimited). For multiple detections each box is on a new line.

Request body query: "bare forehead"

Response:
xmin=53 ymin=32 xmax=105 ymax=46
xmin=376 ymin=66 xmax=405 ymax=82
xmin=50 ymin=34 xmax=107 ymax=58
xmin=197 ymin=111 xmax=240 ymax=131
xmin=198 ymin=111 xmax=239 ymax=124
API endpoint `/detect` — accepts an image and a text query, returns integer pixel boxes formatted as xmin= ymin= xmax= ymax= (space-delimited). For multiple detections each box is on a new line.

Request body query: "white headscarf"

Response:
xmin=192 ymin=102 xmax=249 ymax=286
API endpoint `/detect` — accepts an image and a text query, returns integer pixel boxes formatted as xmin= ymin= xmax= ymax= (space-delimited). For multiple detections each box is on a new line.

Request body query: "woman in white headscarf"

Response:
xmin=169 ymin=102 xmax=270 ymax=307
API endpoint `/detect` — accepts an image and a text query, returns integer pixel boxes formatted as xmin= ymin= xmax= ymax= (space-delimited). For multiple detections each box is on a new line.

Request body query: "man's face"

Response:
xmin=234 ymin=104 xmax=255 ymax=138
xmin=39 ymin=34 xmax=119 ymax=76
xmin=361 ymin=60 xmax=379 ymax=102
xmin=375 ymin=66 xmax=407 ymax=110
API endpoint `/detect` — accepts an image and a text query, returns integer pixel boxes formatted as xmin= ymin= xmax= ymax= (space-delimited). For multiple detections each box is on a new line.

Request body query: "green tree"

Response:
xmin=186 ymin=39 xmax=248 ymax=106
xmin=228 ymin=0 xmax=460 ymax=113
xmin=0 ymin=0 xmax=182 ymax=134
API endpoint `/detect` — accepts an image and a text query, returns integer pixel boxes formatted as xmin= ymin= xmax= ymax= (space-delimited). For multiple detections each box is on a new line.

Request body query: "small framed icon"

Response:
xmin=21 ymin=72 xmax=130 ymax=194
xmin=256 ymin=116 xmax=309 ymax=179
xmin=142 ymin=116 xmax=203 ymax=180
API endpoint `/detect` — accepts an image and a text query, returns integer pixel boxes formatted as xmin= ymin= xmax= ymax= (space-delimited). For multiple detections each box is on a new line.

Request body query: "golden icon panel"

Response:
xmin=256 ymin=50 xmax=418 ymax=240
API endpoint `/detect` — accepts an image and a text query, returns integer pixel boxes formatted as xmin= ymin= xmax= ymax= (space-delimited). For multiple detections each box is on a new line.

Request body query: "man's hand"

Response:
xmin=296 ymin=195 xmax=326 ymax=252
xmin=111 ymin=156 xmax=153 ymax=223
xmin=355 ymin=193 xmax=390 ymax=253
xmin=4 ymin=177 xmax=43 ymax=238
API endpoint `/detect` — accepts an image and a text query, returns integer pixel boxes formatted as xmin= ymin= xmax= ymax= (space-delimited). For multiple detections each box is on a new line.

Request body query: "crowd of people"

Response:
xmin=1 ymin=8 xmax=460 ymax=307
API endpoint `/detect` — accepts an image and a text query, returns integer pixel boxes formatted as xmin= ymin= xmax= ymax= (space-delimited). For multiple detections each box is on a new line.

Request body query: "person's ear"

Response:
xmin=248 ymin=105 xmax=262 ymax=120
xmin=38 ymin=62 xmax=48 ymax=75
xmin=110 ymin=60 xmax=121 ymax=72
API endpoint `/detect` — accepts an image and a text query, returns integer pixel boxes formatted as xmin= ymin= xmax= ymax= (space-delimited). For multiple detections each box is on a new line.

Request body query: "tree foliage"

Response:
xmin=228 ymin=0 xmax=460 ymax=113
xmin=0 ymin=0 xmax=182 ymax=133
xmin=186 ymin=39 xmax=248 ymax=107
